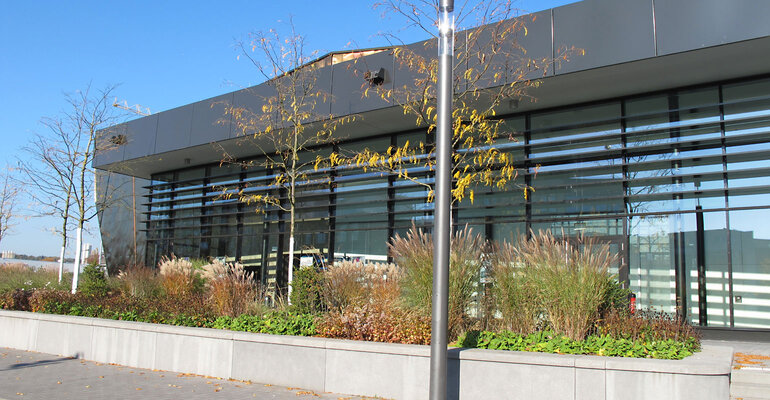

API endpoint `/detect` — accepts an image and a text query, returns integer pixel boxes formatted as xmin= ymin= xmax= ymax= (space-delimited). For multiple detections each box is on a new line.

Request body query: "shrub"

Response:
xmin=79 ymin=263 xmax=110 ymax=296
xmin=158 ymin=255 xmax=203 ymax=297
xmin=598 ymin=308 xmax=700 ymax=345
xmin=115 ymin=265 xmax=163 ymax=298
xmin=212 ymin=311 xmax=316 ymax=336
xmin=200 ymin=261 xmax=257 ymax=317
xmin=600 ymin=275 xmax=632 ymax=315
xmin=456 ymin=329 xmax=698 ymax=360
xmin=317 ymin=303 xmax=431 ymax=345
xmin=389 ymin=224 xmax=483 ymax=339
xmin=0 ymin=288 xmax=35 ymax=311
xmin=28 ymin=289 xmax=77 ymax=313
xmin=290 ymin=266 xmax=325 ymax=314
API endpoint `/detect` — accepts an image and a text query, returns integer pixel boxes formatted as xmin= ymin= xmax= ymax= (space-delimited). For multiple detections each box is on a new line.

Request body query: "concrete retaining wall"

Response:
xmin=0 ymin=310 xmax=733 ymax=400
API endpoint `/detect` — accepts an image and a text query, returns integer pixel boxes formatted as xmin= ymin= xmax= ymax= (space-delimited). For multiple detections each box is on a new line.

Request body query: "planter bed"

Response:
xmin=0 ymin=310 xmax=732 ymax=400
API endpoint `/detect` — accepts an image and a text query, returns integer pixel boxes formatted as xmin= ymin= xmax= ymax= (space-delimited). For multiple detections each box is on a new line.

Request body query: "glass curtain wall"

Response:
xmin=144 ymin=75 xmax=770 ymax=330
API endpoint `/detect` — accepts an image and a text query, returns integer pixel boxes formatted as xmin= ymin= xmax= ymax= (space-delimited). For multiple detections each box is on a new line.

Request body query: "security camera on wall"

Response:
xmin=364 ymin=68 xmax=385 ymax=86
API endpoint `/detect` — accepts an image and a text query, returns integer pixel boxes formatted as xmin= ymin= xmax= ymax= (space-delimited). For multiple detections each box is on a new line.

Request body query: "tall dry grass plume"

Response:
xmin=513 ymin=230 xmax=617 ymax=341
xmin=200 ymin=260 xmax=257 ymax=317
xmin=116 ymin=265 xmax=163 ymax=298
xmin=322 ymin=261 xmax=401 ymax=311
xmin=489 ymin=240 xmax=542 ymax=335
xmin=389 ymin=224 xmax=484 ymax=339
xmin=158 ymin=255 xmax=202 ymax=297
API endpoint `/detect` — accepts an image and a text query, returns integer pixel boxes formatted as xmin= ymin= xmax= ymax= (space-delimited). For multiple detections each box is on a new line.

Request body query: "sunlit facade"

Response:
xmin=96 ymin=0 xmax=770 ymax=331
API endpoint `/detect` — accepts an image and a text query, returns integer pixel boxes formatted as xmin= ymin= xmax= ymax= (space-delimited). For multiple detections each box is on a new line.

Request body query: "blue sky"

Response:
xmin=0 ymin=0 xmax=573 ymax=257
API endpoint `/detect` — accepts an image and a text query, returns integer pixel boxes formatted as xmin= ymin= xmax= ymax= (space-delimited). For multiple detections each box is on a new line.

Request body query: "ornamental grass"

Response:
xmin=388 ymin=224 xmax=484 ymax=340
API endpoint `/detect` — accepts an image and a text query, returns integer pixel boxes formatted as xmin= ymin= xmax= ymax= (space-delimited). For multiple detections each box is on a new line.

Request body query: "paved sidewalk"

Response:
xmin=0 ymin=347 xmax=378 ymax=400
xmin=702 ymin=339 xmax=770 ymax=370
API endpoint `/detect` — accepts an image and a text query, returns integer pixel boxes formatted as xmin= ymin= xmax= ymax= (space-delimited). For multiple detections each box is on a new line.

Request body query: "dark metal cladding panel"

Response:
xmin=390 ymin=39 xmax=433 ymax=108
xmin=231 ymin=84 xmax=277 ymax=139
xmin=553 ymin=0 xmax=655 ymax=74
xmin=190 ymin=93 xmax=233 ymax=147
xmin=655 ymin=0 xmax=770 ymax=56
xmin=314 ymin=65 xmax=334 ymax=117
xmin=512 ymin=9 xmax=555 ymax=82
xmin=154 ymin=104 xmax=194 ymax=154
xmin=96 ymin=170 xmax=148 ymax=268
xmin=93 ymin=124 xmax=126 ymax=167
xmin=460 ymin=9 xmax=554 ymax=91
xmin=330 ymin=51 xmax=395 ymax=117
xmin=121 ymin=114 xmax=159 ymax=161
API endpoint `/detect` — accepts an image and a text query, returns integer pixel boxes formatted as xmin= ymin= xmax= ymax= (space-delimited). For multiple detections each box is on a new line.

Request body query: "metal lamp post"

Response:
xmin=430 ymin=1 xmax=454 ymax=399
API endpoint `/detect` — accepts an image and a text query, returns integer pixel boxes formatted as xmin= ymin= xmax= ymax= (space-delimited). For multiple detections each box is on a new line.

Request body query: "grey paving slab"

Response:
xmin=0 ymin=347 xmax=381 ymax=400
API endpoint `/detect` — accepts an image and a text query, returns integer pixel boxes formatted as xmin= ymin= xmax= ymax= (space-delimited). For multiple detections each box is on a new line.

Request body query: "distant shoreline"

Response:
xmin=1 ymin=258 xmax=75 ymax=272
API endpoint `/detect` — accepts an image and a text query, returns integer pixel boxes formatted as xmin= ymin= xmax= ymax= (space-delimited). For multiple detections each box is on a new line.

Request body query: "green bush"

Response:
xmin=212 ymin=312 xmax=316 ymax=336
xmin=290 ymin=267 xmax=325 ymax=314
xmin=599 ymin=276 xmax=632 ymax=315
xmin=79 ymin=263 xmax=110 ymax=296
xmin=456 ymin=329 xmax=698 ymax=360
xmin=389 ymin=224 xmax=484 ymax=339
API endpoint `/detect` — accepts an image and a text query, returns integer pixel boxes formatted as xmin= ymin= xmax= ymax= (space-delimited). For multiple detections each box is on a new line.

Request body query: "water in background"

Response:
xmin=0 ymin=258 xmax=74 ymax=272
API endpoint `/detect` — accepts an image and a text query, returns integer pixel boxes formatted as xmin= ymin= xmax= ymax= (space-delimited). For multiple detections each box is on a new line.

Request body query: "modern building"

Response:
xmin=95 ymin=0 xmax=770 ymax=332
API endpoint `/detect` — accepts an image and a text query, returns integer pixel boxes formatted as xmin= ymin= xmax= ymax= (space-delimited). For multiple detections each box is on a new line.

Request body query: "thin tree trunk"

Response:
xmin=58 ymin=245 xmax=66 ymax=283
xmin=287 ymin=185 xmax=296 ymax=303
xmin=287 ymin=228 xmax=295 ymax=303
xmin=58 ymin=206 xmax=69 ymax=283
xmin=71 ymin=225 xmax=83 ymax=293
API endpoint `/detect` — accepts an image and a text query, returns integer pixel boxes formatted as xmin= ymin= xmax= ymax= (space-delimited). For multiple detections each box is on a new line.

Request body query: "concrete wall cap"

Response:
xmin=451 ymin=347 xmax=576 ymax=367
xmin=324 ymin=338 xmax=431 ymax=357
xmin=231 ymin=331 xmax=327 ymax=348
xmin=603 ymin=345 xmax=733 ymax=375
xmin=153 ymin=324 xmax=235 ymax=340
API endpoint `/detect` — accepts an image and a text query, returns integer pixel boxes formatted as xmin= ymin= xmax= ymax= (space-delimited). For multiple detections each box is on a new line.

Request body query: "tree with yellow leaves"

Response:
xmin=221 ymin=21 xmax=355 ymax=300
xmin=339 ymin=1 xmax=578 ymax=205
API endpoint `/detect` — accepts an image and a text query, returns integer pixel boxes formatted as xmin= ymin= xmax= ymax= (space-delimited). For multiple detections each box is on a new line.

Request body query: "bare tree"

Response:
xmin=19 ymin=84 xmax=124 ymax=292
xmin=18 ymin=132 xmax=76 ymax=282
xmin=0 ymin=166 xmax=21 ymax=247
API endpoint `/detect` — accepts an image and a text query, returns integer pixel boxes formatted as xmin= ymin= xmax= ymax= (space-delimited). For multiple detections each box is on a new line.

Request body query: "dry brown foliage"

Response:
xmin=158 ymin=255 xmax=201 ymax=297
xmin=322 ymin=261 xmax=401 ymax=312
xmin=200 ymin=260 xmax=258 ymax=317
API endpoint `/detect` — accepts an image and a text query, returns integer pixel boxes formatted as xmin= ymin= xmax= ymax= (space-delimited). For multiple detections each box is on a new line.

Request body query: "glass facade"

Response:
xmin=144 ymin=75 xmax=770 ymax=329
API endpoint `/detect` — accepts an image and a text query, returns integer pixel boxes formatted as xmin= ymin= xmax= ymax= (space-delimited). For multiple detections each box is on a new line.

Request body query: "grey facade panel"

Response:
xmin=313 ymin=66 xmax=334 ymax=117
xmin=231 ymin=84 xmax=276 ymax=139
xmin=553 ymin=0 xmax=655 ymax=74
xmin=155 ymin=104 xmax=194 ymax=154
xmin=189 ymin=93 xmax=233 ymax=147
xmin=457 ymin=10 xmax=554 ymax=92
xmin=330 ymin=51 xmax=395 ymax=117
xmin=96 ymin=170 xmax=147 ymax=269
xmin=93 ymin=125 xmax=126 ymax=166
xmin=655 ymin=0 xmax=770 ymax=56
xmin=121 ymin=114 xmax=159 ymax=162
xmin=512 ymin=9 xmax=555 ymax=82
